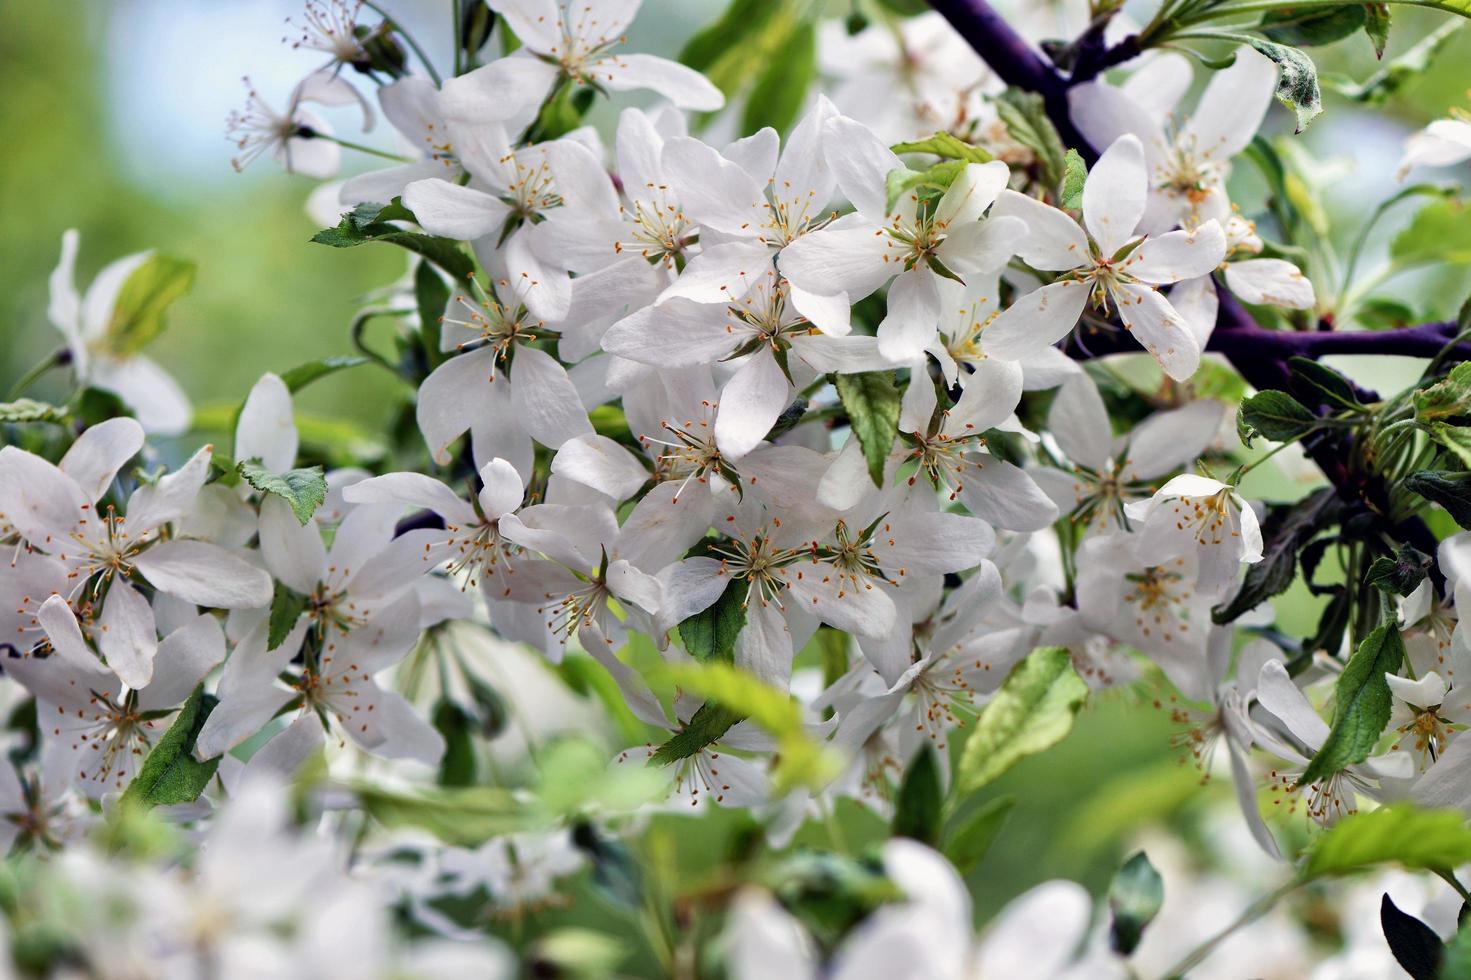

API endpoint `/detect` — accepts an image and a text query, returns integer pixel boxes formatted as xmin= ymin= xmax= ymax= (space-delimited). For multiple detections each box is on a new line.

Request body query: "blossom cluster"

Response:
xmin=6 ymin=0 xmax=1471 ymax=974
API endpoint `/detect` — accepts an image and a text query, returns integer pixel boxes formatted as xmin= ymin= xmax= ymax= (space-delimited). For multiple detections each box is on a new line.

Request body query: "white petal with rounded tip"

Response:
xmin=935 ymin=160 xmax=1010 ymax=226
xmin=1183 ymin=45 xmax=1278 ymax=161
xmin=726 ymin=892 xmax=817 ymax=980
xmin=257 ymin=493 xmax=327 ymax=594
xmin=1257 ymin=659 xmax=1329 ymax=748
xmin=877 ymin=268 xmax=942 ymax=363
xmin=1168 ymin=274 xmax=1219 ymax=348
xmin=787 ymin=285 xmax=852 ymax=337
xmin=735 ymin=600 xmax=795 ymax=689
xmin=59 ymin=417 xmax=144 ymax=504
xmin=125 ymin=444 xmax=212 ymax=534
xmin=1049 ymin=374 xmax=1111 ymax=472
xmin=661 ymin=137 xmax=766 ymax=236
xmin=341 ymin=472 xmax=475 ymax=525
xmin=439 ymin=54 xmax=558 ymax=127
xmin=1125 ymin=220 xmax=1227 ymax=284
xmin=1083 ymin=134 xmax=1147 ymax=256
xmin=552 ymin=433 xmax=650 ymax=500
xmin=937 ymin=215 xmax=1025 ymax=276
xmin=478 ymin=458 xmax=525 ymax=519
xmin=778 ymin=223 xmax=892 ymax=299
xmin=1225 ymin=258 xmax=1316 ymax=309
xmin=194 ymin=619 xmax=306 ymax=760
xmin=137 ymin=614 xmax=226 ymax=712
xmin=595 ymin=53 xmax=724 ymax=111
xmin=602 ymin=300 xmax=735 ymax=366
xmin=511 ymin=346 xmax=594 ymax=449
xmin=1387 ymin=671 xmax=1447 ymax=709
xmin=823 ymin=114 xmax=903 ymax=222
xmin=716 ymin=351 xmax=791 ymax=461
xmin=982 ymin=279 xmax=1090 ymax=361
xmin=944 ymin=357 xmax=1023 ymax=435
xmin=973 ymin=879 xmax=1094 ymax=980
xmin=991 ymin=190 xmax=1089 ymax=271
xmin=235 ymin=373 xmax=297 ymax=472
xmin=134 ymin=540 xmax=274 ymax=609
xmin=1121 ymin=52 xmax=1194 ymax=121
xmin=1124 ymin=399 xmax=1225 ymax=481
xmin=657 ymin=240 xmax=774 ymax=305
xmin=403 ymin=179 xmax=511 ymax=240
xmin=1111 ymin=282 xmax=1201 ymax=381
xmin=416 ymin=346 xmax=502 ymax=466
xmin=99 ymin=581 xmax=158 ymax=689
xmin=958 ymin=458 xmax=1059 ymax=532
xmin=89 ymin=355 xmax=193 ymax=436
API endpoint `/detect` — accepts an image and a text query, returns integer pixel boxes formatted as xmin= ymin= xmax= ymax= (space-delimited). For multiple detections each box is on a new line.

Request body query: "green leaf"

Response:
xmin=677 ymin=578 xmax=747 ymax=662
xmin=680 ymin=0 xmax=778 ymax=73
xmin=1260 ymin=4 xmax=1366 ymax=47
xmin=942 ymin=796 xmax=1013 ymax=874
xmin=239 ymin=462 xmax=327 ymax=525
xmin=1444 ymin=918 xmax=1471 ymax=980
xmin=1287 ymin=356 xmax=1361 ymax=411
xmin=433 ymin=700 xmax=477 ymax=787
xmin=357 ymin=784 xmax=528 ymax=846
xmin=1108 ymin=851 xmax=1164 ymax=955
xmin=1429 ymin=422 xmax=1471 ymax=467
xmin=1246 ymin=38 xmax=1322 ymax=132
xmin=994 ymin=90 xmax=1066 ymax=188
xmin=648 ymin=700 xmax=742 ymax=766
xmin=1060 ymin=148 xmax=1087 ymax=210
xmin=1391 ymin=199 xmax=1471 ymax=266
xmin=0 ymin=399 xmax=67 ymax=424
xmin=954 ymin=647 xmax=1088 ymax=797
xmin=1407 ymin=470 xmax=1471 ymax=528
xmin=1237 ymin=389 xmax=1318 ymax=445
xmin=1328 ymin=19 xmax=1463 ymax=104
xmin=1306 ymin=803 xmax=1471 ymax=877
xmin=890 ymin=131 xmax=994 ymax=164
xmin=1298 ymin=623 xmax=1404 ymax=787
xmin=883 ymin=160 xmax=970 ymax=214
xmin=278 ymin=355 xmax=370 ymax=393
xmin=104 ymin=254 xmax=196 ymax=356
xmin=1364 ymin=4 xmax=1391 ymax=58
xmin=527 ymin=79 xmax=597 ymax=143
xmin=120 ymin=687 xmax=221 ymax=808
xmin=835 ymin=371 xmax=901 ymax=487
xmin=414 ymin=259 xmax=450 ymax=368
xmin=741 ymin=20 xmax=816 ymax=136
xmin=892 ymin=746 xmax=943 ymax=845
xmin=1417 ymin=362 xmax=1471 ymax=421
xmin=1366 ymin=545 xmax=1432 ymax=597
xmin=267 ymin=582 xmax=307 ymax=651
xmin=312 ymin=201 xmax=474 ymax=281
xmin=666 ymin=661 xmax=841 ymax=791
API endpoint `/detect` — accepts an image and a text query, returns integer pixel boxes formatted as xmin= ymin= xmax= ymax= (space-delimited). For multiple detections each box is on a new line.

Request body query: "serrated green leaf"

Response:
xmin=104 ymin=254 xmax=196 ymax=356
xmin=414 ymin=259 xmax=450 ymax=368
xmin=1366 ymin=545 xmax=1431 ymax=597
xmin=120 ymin=687 xmax=220 ymax=808
xmin=1109 ymin=851 xmax=1164 ymax=955
xmin=1060 ymin=148 xmax=1087 ymax=210
xmin=278 ymin=355 xmax=370 ymax=393
xmin=741 ymin=20 xmax=816 ymax=137
xmin=1306 ymin=803 xmax=1471 ymax=877
xmin=1298 ymin=623 xmax=1404 ymax=787
xmin=0 ymin=399 xmax=67 ymax=424
xmin=954 ymin=647 xmax=1088 ymax=797
xmin=1246 ymin=38 xmax=1322 ymax=132
xmin=1417 ymin=363 xmax=1471 ymax=420
xmin=994 ymin=90 xmax=1066 ymax=188
xmin=883 ymin=160 xmax=969 ymax=215
xmin=1287 ymin=356 xmax=1361 ymax=411
xmin=239 ymin=461 xmax=327 ymax=525
xmin=678 ymin=578 xmax=747 ymax=662
xmin=648 ymin=700 xmax=742 ymax=766
xmin=267 ymin=582 xmax=307 ymax=651
xmin=892 ymin=746 xmax=943 ymax=845
xmin=890 ymin=132 xmax=993 ymax=163
xmin=942 ymin=796 xmax=1013 ymax=873
xmin=312 ymin=201 xmax=474 ymax=281
xmin=835 ymin=371 xmax=901 ymax=487
xmin=1238 ymin=389 xmax=1319 ymax=445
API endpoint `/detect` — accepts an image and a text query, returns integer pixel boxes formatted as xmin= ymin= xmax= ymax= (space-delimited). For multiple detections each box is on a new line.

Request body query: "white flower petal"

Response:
xmin=595 ymin=53 xmax=724 ymax=111
xmin=403 ymin=178 xmax=512 ymax=240
xmin=981 ymin=279 xmax=1090 ymax=361
xmin=58 ymin=417 xmax=144 ymax=504
xmin=99 ymin=581 xmax=158 ymax=689
xmin=1083 ymin=134 xmax=1147 ymax=256
xmin=716 ymin=351 xmax=791 ymax=461
xmin=134 ymin=540 xmax=274 ymax=609
xmin=1224 ymin=258 xmax=1316 ymax=309
xmin=1112 ymin=282 xmax=1201 ymax=381
xmin=235 ymin=373 xmax=297 ymax=473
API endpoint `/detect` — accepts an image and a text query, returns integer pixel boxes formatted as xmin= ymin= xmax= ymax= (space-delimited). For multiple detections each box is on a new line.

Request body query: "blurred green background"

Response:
xmin=2 ymin=0 xmax=1469 ymax=929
